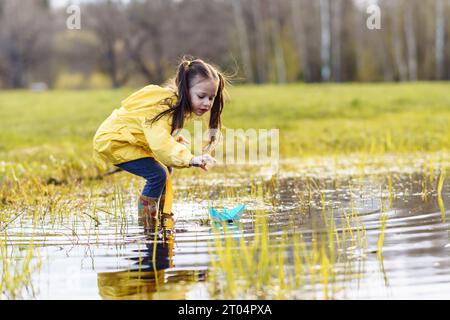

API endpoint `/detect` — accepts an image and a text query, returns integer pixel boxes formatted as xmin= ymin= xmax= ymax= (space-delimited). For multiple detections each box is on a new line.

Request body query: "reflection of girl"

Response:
xmin=97 ymin=239 xmax=207 ymax=300
xmin=93 ymin=58 xmax=226 ymax=231
xmin=97 ymin=240 xmax=172 ymax=299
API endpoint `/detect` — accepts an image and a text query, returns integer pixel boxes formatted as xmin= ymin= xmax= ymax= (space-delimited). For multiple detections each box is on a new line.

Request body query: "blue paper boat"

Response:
xmin=209 ymin=204 xmax=246 ymax=222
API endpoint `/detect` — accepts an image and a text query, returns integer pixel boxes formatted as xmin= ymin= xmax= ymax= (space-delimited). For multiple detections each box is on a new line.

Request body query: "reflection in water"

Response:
xmin=96 ymin=167 xmax=449 ymax=300
xmin=97 ymin=234 xmax=205 ymax=300
xmin=210 ymin=222 xmax=243 ymax=241
xmin=0 ymin=238 xmax=41 ymax=299
xmin=97 ymin=235 xmax=173 ymax=300
xmin=2 ymin=157 xmax=449 ymax=299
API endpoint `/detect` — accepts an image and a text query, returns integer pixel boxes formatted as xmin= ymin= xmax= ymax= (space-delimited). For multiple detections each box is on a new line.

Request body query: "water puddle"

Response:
xmin=1 ymin=154 xmax=449 ymax=299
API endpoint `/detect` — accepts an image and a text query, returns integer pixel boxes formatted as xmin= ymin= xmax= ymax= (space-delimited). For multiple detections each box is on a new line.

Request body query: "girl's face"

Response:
xmin=189 ymin=76 xmax=219 ymax=116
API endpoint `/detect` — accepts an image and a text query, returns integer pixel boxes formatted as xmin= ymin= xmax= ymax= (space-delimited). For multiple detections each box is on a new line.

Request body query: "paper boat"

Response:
xmin=208 ymin=204 xmax=246 ymax=222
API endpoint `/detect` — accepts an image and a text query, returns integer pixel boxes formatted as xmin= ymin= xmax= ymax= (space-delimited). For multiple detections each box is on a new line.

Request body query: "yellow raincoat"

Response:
xmin=93 ymin=84 xmax=208 ymax=215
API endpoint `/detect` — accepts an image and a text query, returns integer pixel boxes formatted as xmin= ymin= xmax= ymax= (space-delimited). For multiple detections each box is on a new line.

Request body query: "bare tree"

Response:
xmin=291 ymin=0 xmax=311 ymax=82
xmin=231 ymin=0 xmax=254 ymax=83
xmin=389 ymin=1 xmax=408 ymax=81
xmin=252 ymin=0 xmax=269 ymax=83
xmin=435 ymin=0 xmax=446 ymax=79
xmin=331 ymin=0 xmax=343 ymax=82
xmin=168 ymin=0 xmax=233 ymax=72
xmin=268 ymin=0 xmax=287 ymax=83
xmin=0 ymin=0 xmax=53 ymax=88
xmin=320 ymin=0 xmax=331 ymax=82
xmin=126 ymin=0 xmax=170 ymax=84
xmin=55 ymin=31 xmax=99 ymax=89
xmin=364 ymin=0 xmax=394 ymax=81
xmin=404 ymin=0 xmax=418 ymax=80
xmin=299 ymin=0 xmax=322 ymax=82
xmin=84 ymin=0 xmax=132 ymax=88
xmin=0 ymin=0 xmax=447 ymax=88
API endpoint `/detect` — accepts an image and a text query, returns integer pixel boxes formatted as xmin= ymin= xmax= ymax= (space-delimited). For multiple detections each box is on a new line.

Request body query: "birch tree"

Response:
xmin=404 ymin=0 xmax=418 ymax=80
xmin=268 ymin=0 xmax=287 ymax=83
xmin=331 ymin=0 xmax=343 ymax=82
xmin=231 ymin=0 xmax=254 ymax=83
xmin=252 ymin=0 xmax=269 ymax=83
xmin=390 ymin=1 xmax=408 ymax=81
xmin=435 ymin=0 xmax=446 ymax=79
xmin=290 ymin=0 xmax=311 ymax=82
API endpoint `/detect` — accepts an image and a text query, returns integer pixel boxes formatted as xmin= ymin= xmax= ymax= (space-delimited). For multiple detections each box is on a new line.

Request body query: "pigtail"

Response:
xmin=207 ymin=73 xmax=224 ymax=147
xmin=150 ymin=61 xmax=192 ymax=134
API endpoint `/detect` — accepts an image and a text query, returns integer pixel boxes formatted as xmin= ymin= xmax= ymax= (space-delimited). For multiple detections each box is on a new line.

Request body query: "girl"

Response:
xmin=93 ymin=58 xmax=225 ymax=232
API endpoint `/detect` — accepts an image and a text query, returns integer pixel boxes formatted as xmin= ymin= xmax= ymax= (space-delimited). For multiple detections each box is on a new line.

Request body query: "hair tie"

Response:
xmin=186 ymin=60 xmax=192 ymax=68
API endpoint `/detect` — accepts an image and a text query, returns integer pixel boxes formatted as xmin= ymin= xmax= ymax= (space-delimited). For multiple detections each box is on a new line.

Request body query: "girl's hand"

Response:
xmin=190 ymin=154 xmax=217 ymax=171
xmin=176 ymin=135 xmax=190 ymax=146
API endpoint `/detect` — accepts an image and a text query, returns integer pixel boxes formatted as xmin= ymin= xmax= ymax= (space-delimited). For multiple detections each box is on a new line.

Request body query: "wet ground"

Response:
xmin=1 ymin=154 xmax=449 ymax=299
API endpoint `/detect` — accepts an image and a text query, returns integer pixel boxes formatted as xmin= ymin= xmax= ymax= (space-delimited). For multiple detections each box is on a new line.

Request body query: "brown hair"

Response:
xmin=150 ymin=56 xmax=227 ymax=150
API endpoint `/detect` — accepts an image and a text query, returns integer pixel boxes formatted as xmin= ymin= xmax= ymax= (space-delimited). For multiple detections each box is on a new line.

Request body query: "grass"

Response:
xmin=0 ymin=233 xmax=41 ymax=299
xmin=207 ymin=195 xmax=370 ymax=300
xmin=0 ymin=82 xmax=449 ymax=161
xmin=226 ymin=82 xmax=450 ymax=156
xmin=437 ymin=169 xmax=446 ymax=220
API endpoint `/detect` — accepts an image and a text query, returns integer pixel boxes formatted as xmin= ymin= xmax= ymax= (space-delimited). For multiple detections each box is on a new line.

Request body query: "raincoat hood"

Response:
xmin=121 ymin=85 xmax=177 ymax=112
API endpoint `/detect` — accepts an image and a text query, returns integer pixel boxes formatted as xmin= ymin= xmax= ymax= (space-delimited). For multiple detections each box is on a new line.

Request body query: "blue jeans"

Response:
xmin=116 ymin=157 xmax=172 ymax=198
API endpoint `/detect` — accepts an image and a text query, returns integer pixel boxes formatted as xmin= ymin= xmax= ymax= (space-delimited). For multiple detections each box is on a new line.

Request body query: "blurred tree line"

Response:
xmin=0 ymin=0 xmax=449 ymax=89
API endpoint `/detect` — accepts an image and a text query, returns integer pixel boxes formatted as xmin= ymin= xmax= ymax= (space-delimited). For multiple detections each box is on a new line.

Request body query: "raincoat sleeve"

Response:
xmin=142 ymin=114 xmax=194 ymax=168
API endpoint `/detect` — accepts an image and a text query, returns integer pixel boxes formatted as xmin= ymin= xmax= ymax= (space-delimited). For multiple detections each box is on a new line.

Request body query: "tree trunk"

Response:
xmin=320 ymin=0 xmax=331 ymax=82
xmin=149 ymin=25 xmax=165 ymax=84
xmin=331 ymin=0 xmax=343 ymax=82
xmin=391 ymin=2 xmax=408 ymax=81
xmin=404 ymin=1 xmax=418 ymax=80
xmin=380 ymin=32 xmax=394 ymax=81
xmin=268 ymin=0 xmax=287 ymax=83
xmin=251 ymin=0 xmax=269 ymax=83
xmin=6 ymin=34 xmax=26 ymax=88
xmin=104 ymin=42 xmax=120 ymax=88
xmin=290 ymin=0 xmax=311 ymax=82
xmin=435 ymin=0 xmax=445 ymax=80
xmin=125 ymin=37 xmax=154 ymax=83
xmin=231 ymin=0 xmax=254 ymax=83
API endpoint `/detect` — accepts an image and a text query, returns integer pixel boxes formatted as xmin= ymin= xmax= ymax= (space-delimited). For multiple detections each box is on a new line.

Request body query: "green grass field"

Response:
xmin=0 ymin=82 xmax=449 ymax=178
